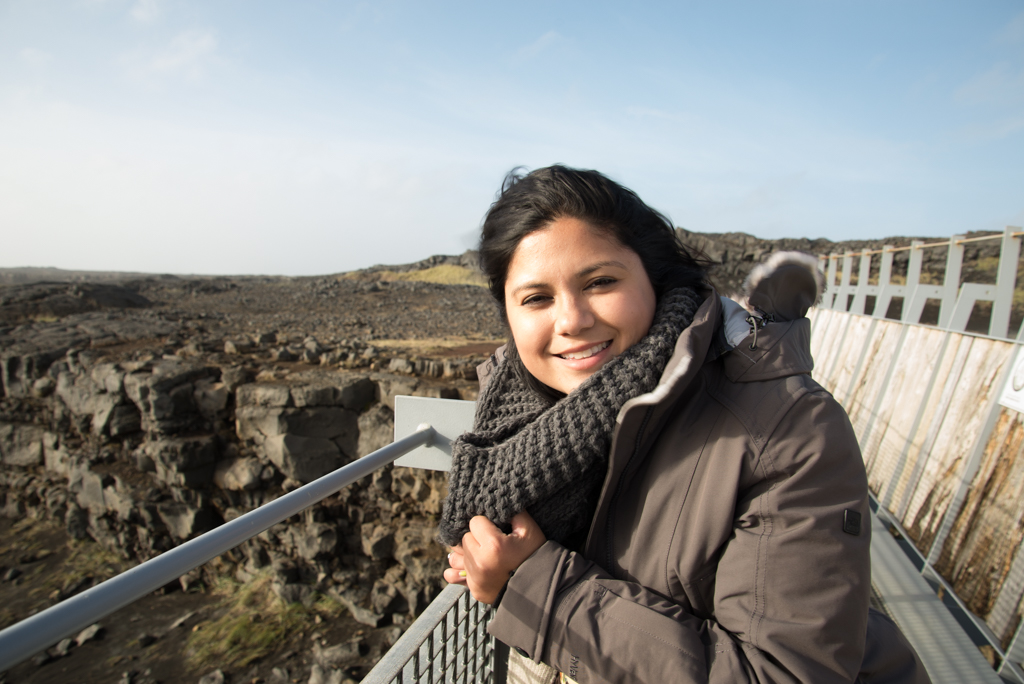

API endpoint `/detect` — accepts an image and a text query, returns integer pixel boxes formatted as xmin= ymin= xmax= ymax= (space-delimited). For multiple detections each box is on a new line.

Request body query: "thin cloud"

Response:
xmin=955 ymin=11 xmax=1024 ymax=107
xmin=131 ymin=0 xmax=163 ymax=24
xmin=962 ymin=116 xmax=1024 ymax=142
xmin=514 ymin=31 xmax=563 ymax=62
xmin=18 ymin=48 xmax=54 ymax=68
xmin=625 ymin=106 xmax=677 ymax=121
xmin=997 ymin=10 xmax=1024 ymax=45
xmin=737 ymin=172 xmax=808 ymax=213
xmin=138 ymin=29 xmax=218 ymax=81
xmin=624 ymin=106 xmax=704 ymax=129
xmin=955 ymin=62 xmax=1024 ymax=105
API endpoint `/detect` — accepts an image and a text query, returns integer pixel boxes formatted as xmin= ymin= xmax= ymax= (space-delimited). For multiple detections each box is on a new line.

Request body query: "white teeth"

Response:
xmin=559 ymin=341 xmax=610 ymax=360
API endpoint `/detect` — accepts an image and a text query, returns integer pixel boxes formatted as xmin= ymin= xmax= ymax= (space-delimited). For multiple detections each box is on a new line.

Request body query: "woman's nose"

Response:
xmin=554 ymin=295 xmax=594 ymax=336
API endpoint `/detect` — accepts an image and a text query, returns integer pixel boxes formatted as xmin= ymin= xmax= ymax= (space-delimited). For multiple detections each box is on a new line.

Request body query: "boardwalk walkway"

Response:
xmin=870 ymin=503 xmax=1003 ymax=683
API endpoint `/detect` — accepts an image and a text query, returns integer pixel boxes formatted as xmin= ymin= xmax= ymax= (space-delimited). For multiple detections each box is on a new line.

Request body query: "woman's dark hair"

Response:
xmin=479 ymin=164 xmax=709 ymax=402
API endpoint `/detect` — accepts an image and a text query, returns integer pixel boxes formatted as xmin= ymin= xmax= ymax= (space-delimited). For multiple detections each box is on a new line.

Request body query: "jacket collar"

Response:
xmin=616 ymin=291 xmax=720 ymax=417
xmin=721 ymin=317 xmax=814 ymax=382
xmin=621 ymin=290 xmax=815 ymax=413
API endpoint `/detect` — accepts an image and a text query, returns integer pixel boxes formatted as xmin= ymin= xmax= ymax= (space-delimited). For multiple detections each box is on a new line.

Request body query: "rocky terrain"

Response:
xmin=0 ymin=258 xmax=502 ymax=684
xmin=0 ymin=227 xmax=1015 ymax=684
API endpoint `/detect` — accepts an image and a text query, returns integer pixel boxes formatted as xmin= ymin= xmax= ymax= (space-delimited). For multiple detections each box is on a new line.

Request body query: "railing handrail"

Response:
xmin=0 ymin=425 xmax=435 ymax=673
xmin=822 ymin=230 xmax=1024 ymax=259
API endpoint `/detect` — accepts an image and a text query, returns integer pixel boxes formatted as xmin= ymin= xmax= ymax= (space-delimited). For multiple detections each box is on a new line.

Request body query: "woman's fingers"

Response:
xmin=509 ymin=510 xmax=544 ymax=546
xmin=467 ymin=515 xmax=501 ymax=539
xmin=462 ymin=520 xmax=490 ymax=554
xmin=444 ymin=546 xmax=467 ymax=585
xmin=447 ymin=546 xmax=465 ymax=569
xmin=442 ymin=513 xmax=549 ymax=601
xmin=443 ymin=567 xmax=468 ymax=585
xmin=453 ymin=513 xmax=548 ymax=604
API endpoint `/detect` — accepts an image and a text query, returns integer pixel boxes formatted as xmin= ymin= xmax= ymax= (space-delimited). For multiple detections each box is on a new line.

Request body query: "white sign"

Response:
xmin=998 ymin=346 xmax=1024 ymax=413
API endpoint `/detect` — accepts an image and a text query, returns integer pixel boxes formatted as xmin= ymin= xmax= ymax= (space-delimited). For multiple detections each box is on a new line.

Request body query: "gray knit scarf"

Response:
xmin=438 ymin=287 xmax=703 ymax=548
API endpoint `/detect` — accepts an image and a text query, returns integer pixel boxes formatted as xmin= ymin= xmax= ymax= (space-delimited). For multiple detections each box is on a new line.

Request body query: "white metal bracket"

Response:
xmin=393 ymin=395 xmax=477 ymax=471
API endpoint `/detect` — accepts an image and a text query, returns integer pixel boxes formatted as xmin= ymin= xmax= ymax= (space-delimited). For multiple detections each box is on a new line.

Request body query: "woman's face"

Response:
xmin=504 ymin=216 xmax=657 ymax=395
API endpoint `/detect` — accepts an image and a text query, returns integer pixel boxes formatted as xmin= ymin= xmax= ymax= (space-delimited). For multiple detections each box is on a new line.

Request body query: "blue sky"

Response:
xmin=2 ymin=1 xmax=1023 ymax=275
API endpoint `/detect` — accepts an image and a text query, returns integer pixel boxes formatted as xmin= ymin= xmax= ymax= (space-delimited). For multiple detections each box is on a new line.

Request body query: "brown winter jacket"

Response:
xmin=483 ymin=292 xmax=930 ymax=684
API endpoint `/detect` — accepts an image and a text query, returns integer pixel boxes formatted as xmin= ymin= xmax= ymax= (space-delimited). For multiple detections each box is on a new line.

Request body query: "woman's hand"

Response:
xmin=443 ymin=511 xmax=546 ymax=604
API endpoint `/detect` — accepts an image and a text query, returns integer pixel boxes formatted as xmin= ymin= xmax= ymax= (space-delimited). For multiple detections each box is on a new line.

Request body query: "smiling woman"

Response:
xmin=472 ymin=166 xmax=707 ymax=404
xmin=437 ymin=165 xmax=930 ymax=684
xmin=503 ymin=217 xmax=657 ymax=395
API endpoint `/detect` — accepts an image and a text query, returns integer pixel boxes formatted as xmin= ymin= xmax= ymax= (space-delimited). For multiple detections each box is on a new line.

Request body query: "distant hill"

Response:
xmin=4 ymin=227 xmax=1006 ymax=297
xmin=0 ymin=267 xmax=179 ymax=285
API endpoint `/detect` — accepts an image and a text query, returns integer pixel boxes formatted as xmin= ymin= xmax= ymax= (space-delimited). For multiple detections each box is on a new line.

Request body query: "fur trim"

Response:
xmin=742 ymin=251 xmax=825 ymax=308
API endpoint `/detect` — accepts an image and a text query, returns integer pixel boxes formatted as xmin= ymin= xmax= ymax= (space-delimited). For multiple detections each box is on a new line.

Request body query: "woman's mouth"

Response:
xmin=558 ymin=341 xmax=611 ymax=360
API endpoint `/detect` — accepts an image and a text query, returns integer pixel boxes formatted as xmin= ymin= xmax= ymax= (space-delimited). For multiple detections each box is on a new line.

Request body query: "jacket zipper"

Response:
xmin=605 ymin=406 xmax=654 ymax=572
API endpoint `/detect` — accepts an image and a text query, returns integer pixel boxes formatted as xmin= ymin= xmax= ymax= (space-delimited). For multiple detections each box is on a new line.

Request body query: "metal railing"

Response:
xmin=363 ymin=584 xmax=507 ymax=684
xmin=0 ymin=426 xmax=435 ymax=673
xmin=809 ymin=288 xmax=1024 ymax=681
xmin=816 ymin=225 xmax=1024 ymax=340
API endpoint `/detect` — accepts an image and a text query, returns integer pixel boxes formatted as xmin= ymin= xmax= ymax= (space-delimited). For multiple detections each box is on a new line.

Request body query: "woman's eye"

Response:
xmin=522 ymin=294 xmax=550 ymax=306
xmin=587 ymin=277 xmax=617 ymax=289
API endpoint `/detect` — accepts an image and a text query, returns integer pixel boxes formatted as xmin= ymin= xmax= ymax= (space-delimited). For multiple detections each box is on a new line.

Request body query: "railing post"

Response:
xmin=989 ymin=539 xmax=1024 ymax=646
xmin=492 ymin=640 xmax=510 ymax=684
xmin=839 ymin=317 xmax=878 ymax=407
xmin=835 ymin=252 xmax=853 ymax=312
xmin=822 ymin=254 xmax=838 ymax=310
xmin=937 ymin=236 xmax=965 ymax=329
xmin=895 ymin=336 xmax=974 ymax=521
xmin=857 ymin=325 xmax=911 ymax=472
xmin=362 ymin=584 xmax=507 ymax=684
xmin=992 ymin=227 xmax=1021 ymax=339
xmin=849 ymin=252 xmax=871 ymax=315
xmin=823 ymin=312 xmax=858 ymax=394
xmin=902 ymin=241 xmax=925 ymax=324
xmin=873 ymin=245 xmax=896 ymax=318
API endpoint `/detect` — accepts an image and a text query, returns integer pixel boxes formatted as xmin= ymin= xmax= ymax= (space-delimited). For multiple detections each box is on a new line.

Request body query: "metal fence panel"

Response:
xmin=817 ymin=227 xmax=1024 ymax=340
xmin=364 ymin=584 xmax=506 ymax=684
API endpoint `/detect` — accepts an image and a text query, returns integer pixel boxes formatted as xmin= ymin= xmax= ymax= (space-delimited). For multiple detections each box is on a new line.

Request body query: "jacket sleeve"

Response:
xmin=489 ymin=541 xmax=732 ymax=683
xmin=487 ymin=387 xmax=893 ymax=684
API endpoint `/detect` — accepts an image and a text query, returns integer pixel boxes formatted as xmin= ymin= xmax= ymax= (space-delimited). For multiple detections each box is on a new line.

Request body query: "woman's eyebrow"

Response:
xmin=576 ymin=260 xmax=628 ymax=278
xmin=508 ymin=281 xmax=546 ymax=298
